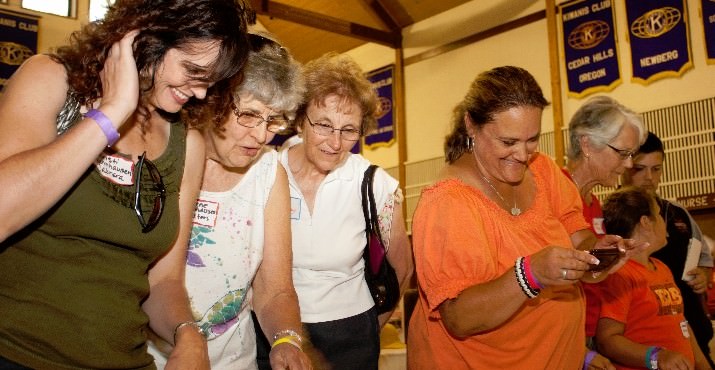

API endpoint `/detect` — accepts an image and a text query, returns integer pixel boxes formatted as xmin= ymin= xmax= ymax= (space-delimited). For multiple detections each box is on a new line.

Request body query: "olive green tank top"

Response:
xmin=0 ymin=106 xmax=186 ymax=369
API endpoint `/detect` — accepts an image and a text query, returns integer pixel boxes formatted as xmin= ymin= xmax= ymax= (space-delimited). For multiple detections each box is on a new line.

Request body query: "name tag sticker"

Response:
xmin=593 ymin=217 xmax=605 ymax=235
xmin=290 ymin=197 xmax=301 ymax=220
xmin=193 ymin=199 xmax=220 ymax=227
xmin=95 ymin=153 xmax=135 ymax=186
xmin=680 ymin=320 xmax=690 ymax=338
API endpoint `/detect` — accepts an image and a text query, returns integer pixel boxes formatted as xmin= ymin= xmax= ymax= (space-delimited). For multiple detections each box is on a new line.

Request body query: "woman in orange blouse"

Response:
xmin=407 ymin=66 xmax=641 ymax=370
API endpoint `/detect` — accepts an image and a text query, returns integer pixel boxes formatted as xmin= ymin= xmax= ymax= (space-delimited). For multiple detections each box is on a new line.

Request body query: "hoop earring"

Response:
xmin=467 ymin=136 xmax=474 ymax=151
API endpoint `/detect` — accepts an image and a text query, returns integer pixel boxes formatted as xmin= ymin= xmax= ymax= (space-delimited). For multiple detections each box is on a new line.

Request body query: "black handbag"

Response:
xmin=361 ymin=164 xmax=400 ymax=315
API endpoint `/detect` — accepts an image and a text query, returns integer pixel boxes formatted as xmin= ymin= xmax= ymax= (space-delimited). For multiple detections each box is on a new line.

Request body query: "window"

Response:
xmin=21 ymin=0 xmax=72 ymax=17
xmin=89 ymin=0 xmax=115 ymax=22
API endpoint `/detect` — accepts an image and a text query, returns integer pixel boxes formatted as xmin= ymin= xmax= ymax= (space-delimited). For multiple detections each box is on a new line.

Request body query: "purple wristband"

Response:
xmin=583 ymin=350 xmax=597 ymax=370
xmin=85 ymin=109 xmax=120 ymax=146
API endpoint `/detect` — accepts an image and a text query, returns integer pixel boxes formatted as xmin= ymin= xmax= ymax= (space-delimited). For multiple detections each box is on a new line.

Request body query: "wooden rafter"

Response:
xmin=250 ymin=0 xmax=401 ymax=48
xmin=358 ymin=0 xmax=413 ymax=31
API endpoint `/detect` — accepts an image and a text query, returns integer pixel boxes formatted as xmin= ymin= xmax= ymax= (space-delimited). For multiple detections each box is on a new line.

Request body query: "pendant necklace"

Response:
xmin=473 ymin=153 xmax=521 ymax=216
xmin=480 ymin=173 xmax=522 ymax=216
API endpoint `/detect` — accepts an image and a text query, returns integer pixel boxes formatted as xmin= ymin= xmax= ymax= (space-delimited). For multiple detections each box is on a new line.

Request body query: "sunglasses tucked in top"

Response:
xmin=134 ymin=152 xmax=166 ymax=233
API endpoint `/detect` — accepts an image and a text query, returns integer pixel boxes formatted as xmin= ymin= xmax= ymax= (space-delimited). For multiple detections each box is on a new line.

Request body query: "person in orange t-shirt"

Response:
xmin=596 ymin=187 xmax=711 ymax=370
xmin=408 ymin=66 xmax=642 ymax=370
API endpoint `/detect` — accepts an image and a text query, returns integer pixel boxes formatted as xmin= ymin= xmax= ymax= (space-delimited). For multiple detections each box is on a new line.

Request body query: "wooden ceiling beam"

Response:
xmin=251 ymin=0 xmax=401 ymax=48
xmin=358 ymin=0 xmax=412 ymax=31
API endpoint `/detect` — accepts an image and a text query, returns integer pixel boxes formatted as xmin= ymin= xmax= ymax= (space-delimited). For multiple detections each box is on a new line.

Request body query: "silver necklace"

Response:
xmin=480 ymin=173 xmax=522 ymax=216
xmin=473 ymin=153 xmax=521 ymax=216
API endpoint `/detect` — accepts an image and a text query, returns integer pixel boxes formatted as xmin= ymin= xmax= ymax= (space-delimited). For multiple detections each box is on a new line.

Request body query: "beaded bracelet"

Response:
xmin=173 ymin=320 xmax=201 ymax=345
xmin=523 ymin=255 xmax=544 ymax=290
xmin=515 ymin=257 xmax=539 ymax=299
xmin=85 ymin=109 xmax=120 ymax=146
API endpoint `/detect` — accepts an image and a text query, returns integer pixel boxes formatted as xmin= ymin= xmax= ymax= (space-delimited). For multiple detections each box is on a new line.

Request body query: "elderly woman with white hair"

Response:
xmin=562 ymin=95 xmax=647 ymax=368
xmin=148 ymin=33 xmax=312 ymax=370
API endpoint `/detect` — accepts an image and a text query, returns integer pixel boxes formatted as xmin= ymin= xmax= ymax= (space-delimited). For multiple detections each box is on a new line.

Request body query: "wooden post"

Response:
xmin=545 ymin=0 xmax=565 ymax=166
xmin=394 ymin=47 xmax=408 ymax=218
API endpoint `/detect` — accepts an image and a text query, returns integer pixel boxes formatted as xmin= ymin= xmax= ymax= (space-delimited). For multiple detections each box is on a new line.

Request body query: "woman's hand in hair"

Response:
xmin=98 ymin=30 xmax=140 ymax=129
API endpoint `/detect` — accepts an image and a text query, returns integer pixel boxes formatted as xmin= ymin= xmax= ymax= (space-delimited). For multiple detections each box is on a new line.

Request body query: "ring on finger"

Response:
xmin=561 ymin=268 xmax=567 ymax=279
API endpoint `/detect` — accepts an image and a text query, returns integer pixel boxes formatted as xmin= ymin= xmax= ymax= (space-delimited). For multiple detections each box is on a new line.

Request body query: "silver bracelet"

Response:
xmin=271 ymin=328 xmax=304 ymax=345
xmin=173 ymin=320 xmax=201 ymax=345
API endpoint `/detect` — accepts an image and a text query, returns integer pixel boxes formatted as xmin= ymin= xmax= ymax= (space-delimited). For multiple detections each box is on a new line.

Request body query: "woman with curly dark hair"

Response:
xmin=0 ymin=1 xmax=253 ymax=369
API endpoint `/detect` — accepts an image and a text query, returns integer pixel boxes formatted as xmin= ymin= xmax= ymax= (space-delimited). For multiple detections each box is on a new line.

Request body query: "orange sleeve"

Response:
xmin=536 ymin=155 xmax=590 ymax=235
xmin=412 ymin=182 xmax=501 ymax=318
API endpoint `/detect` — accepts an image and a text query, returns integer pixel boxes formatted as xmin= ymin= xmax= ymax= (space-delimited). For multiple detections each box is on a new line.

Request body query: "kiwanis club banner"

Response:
xmin=364 ymin=65 xmax=395 ymax=150
xmin=702 ymin=0 xmax=715 ymax=64
xmin=625 ymin=0 xmax=692 ymax=84
xmin=0 ymin=10 xmax=38 ymax=91
xmin=560 ymin=0 xmax=621 ymax=97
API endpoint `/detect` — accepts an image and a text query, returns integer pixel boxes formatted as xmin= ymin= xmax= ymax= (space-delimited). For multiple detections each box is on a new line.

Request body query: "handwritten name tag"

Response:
xmin=193 ymin=199 xmax=220 ymax=227
xmin=95 ymin=153 xmax=134 ymax=186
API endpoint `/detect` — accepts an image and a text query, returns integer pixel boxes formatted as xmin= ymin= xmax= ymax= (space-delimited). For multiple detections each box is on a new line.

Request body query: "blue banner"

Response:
xmin=625 ymin=0 xmax=692 ymax=84
xmin=702 ymin=0 xmax=715 ymax=64
xmin=364 ymin=65 xmax=395 ymax=150
xmin=350 ymin=138 xmax=361 ymax=154
xmin=0 ymin=10 xmax=38 ymax=91
xmin=560 ymin=0 xmax=621 ymax=97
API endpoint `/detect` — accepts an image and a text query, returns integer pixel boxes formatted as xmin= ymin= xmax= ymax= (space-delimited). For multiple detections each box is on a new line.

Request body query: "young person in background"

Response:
xmin=621 ymin=131 xmax=715 ymax=368
xmin=597 ymin=187 xmax=711 ymax=370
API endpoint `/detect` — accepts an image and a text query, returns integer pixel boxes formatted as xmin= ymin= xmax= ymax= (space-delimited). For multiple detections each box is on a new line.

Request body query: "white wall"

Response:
xmin=349 ymin=0 xmax=715 ymax=166
xmin=5 ymin=0 xmax=713 ymax=168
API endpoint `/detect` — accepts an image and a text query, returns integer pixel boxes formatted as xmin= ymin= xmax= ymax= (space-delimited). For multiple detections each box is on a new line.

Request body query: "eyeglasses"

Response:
xmin=305 ymin=115 xmax=361 ymax=141
xmin=231 ymin=102 xmax=289 ymax=133
xmin=606 ymin=143 xmax=635 ymax=160
xmin=134 ymin=152 xmax=166 ymax=233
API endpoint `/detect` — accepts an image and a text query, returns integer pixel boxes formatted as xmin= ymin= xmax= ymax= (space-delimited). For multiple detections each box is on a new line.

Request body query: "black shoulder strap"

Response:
xmin=361 ymin=166 xmax=372 ymax=234
xmin=361 ymin=165 xmax=385 ymax=247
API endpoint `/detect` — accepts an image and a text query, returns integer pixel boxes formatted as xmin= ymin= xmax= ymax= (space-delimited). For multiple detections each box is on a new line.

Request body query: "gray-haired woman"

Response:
xmin=563 ymin=95 xmax=647 ymax=369
xmin=148 ymin=33 xmax=311 ymax=370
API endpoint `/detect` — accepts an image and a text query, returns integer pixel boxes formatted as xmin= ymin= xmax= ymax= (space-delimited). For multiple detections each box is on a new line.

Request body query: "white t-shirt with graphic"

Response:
xmin=149 ymin=149 xmax=277 ymax=370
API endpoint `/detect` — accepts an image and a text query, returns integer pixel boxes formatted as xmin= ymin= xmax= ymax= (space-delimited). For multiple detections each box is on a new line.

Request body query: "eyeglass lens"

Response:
xmin=306 ymin=115 xmax=360 ymax=141
xmin=232 ymin=102 xmax=288 ymax=133
xmin=606 ymin=144 xmax=634 ymax=159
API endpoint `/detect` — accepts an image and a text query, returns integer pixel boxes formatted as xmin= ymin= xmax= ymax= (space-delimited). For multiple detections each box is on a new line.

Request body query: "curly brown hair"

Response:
xmin=51 ymin=0 xmax=255 ymax=123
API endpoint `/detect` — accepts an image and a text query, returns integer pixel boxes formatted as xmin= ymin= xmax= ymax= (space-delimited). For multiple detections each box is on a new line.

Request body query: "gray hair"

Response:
xmin=234 ymin=32 xmax=305 ymax=120
xmin=566 ymin=95 xmax=645 ymax=160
